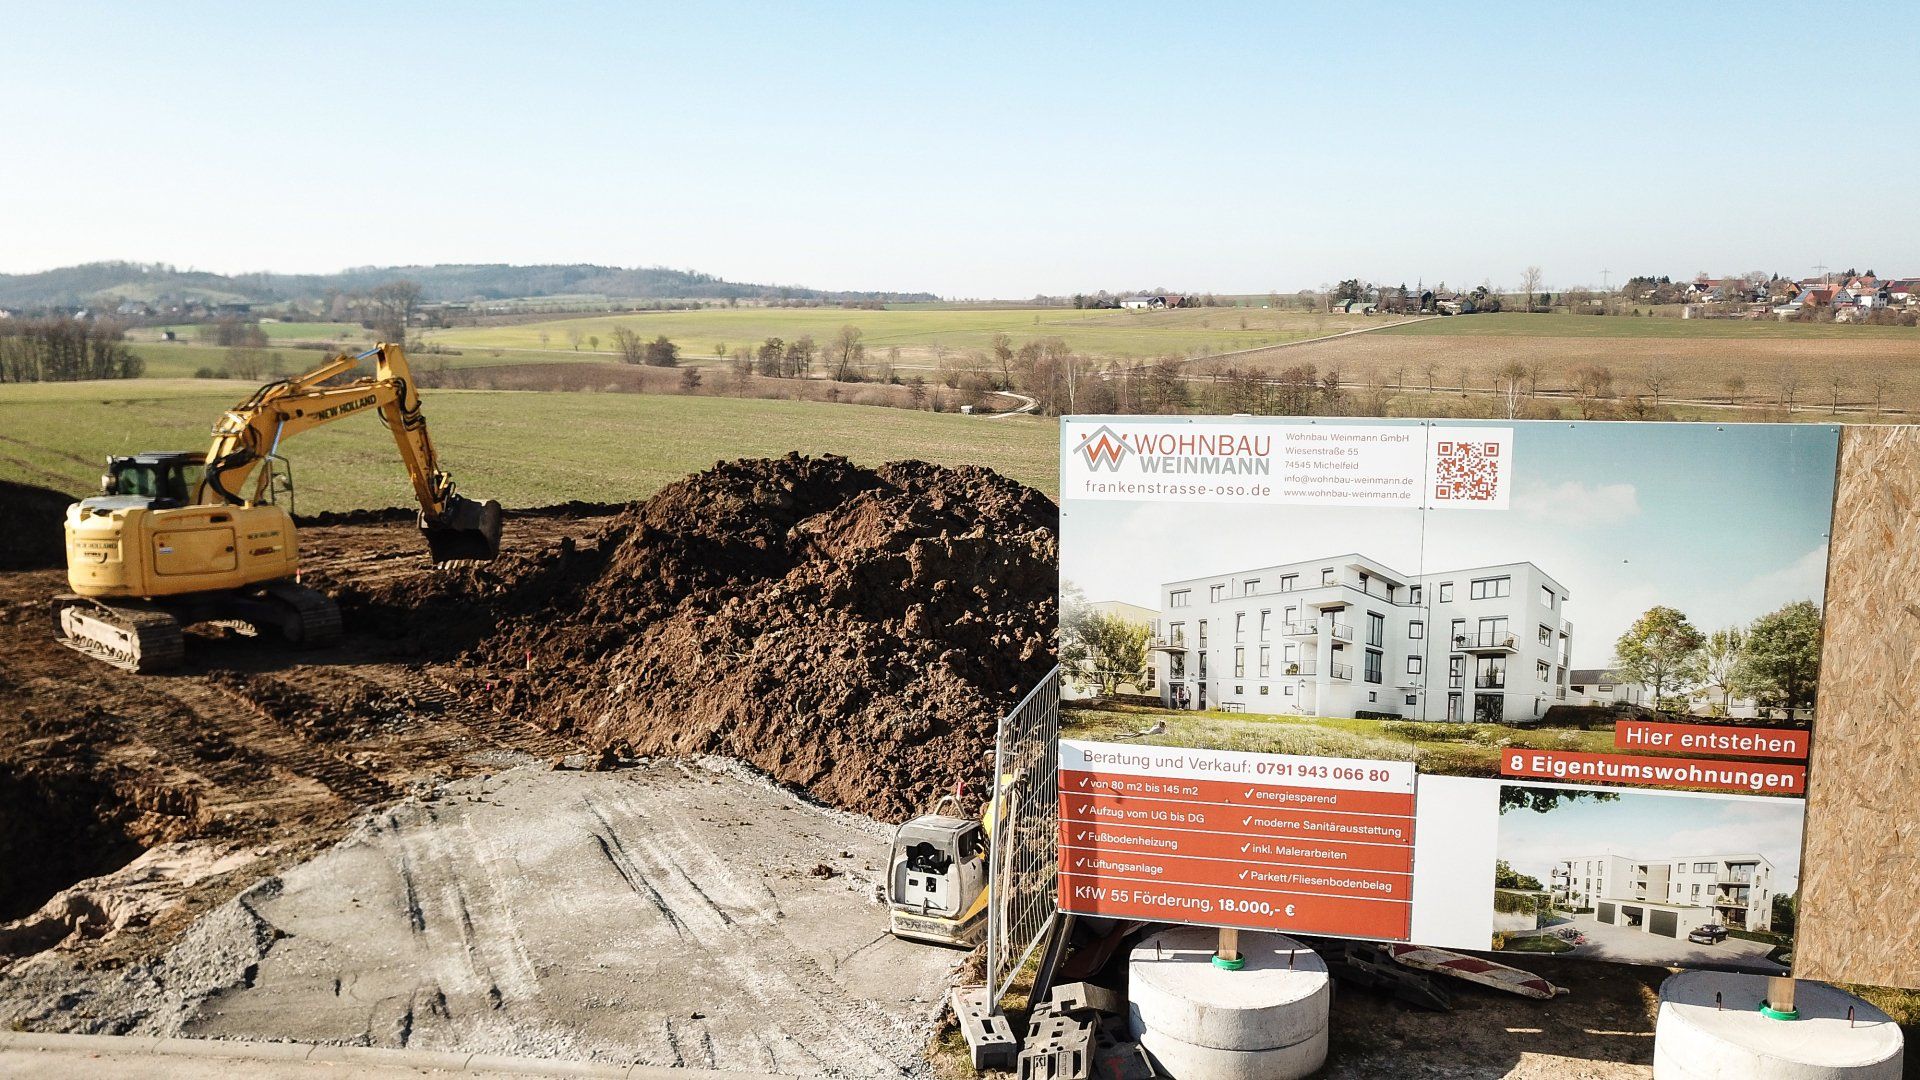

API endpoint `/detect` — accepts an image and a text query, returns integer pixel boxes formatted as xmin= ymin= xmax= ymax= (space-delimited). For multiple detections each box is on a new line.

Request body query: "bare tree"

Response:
xmin=567 ymin=328 xmax=582 ymax=351
xmin=1641 ymin=361 xmax=1671 ymax=407
xmin=830 ymin=324 xmax=866 ymax=382
xmin=1866 ymin=369 xmax=1894 ymax=416
xmin=1519 ymin=266 xmax=1544 ymax=312
xmin=610 ymin=326 xmax=645 ymax=365
xmin=1723 ymin=374 xmax=1745 ymax=405
xmin=1496 ymin=360 xmax=1529 ymax=418
xmin=367 ymin=280 xmax=422 ymax=344
xmin=1825 ymin=367 xmax=1850 ymax=414
xmin=1775 ymin=366 xmax=1801 ymax=411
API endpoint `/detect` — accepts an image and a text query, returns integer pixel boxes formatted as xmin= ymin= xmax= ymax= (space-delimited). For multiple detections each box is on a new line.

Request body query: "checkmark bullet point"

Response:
xmin=1244 ymin=788 xmax=1255 ymax=798
xmin=1239 ymin=870 xmax=1250 ymax=880
xmin=1243 ymin=815 xmax=1253 ymax=826
xmin=1079 ymin=778 xmax=1089 ymax=788
xmin=1076 ymin=858 xmax=1085 ymax=868
xmin=1241 ymin=843 xmax=1252 ymax=853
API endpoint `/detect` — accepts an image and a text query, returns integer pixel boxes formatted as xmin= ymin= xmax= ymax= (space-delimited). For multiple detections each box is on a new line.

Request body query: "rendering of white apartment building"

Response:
xmin=1551 ymin=852 xmax=1775 ymax=935
xmin=1151 ymin=554 xmax=1571 ymax=724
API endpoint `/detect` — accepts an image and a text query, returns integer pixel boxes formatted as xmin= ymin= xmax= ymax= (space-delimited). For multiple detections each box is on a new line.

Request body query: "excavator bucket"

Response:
xmin=422 ymin=494 xmax=504 ymax=563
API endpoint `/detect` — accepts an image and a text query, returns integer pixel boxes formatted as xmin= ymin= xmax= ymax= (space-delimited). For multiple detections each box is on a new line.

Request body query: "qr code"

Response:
xmin=1434 ymin=440 xmax=1502 ymax=502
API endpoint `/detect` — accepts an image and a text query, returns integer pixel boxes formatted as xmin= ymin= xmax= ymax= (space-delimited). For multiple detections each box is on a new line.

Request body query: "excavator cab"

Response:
xmin=103 ymin=452 xmax=206 ymax=508
xmin=422 ymin=493 xmax=504 ymax=563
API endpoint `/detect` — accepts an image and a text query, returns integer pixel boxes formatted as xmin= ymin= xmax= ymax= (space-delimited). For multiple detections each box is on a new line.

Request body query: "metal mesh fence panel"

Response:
xmin=984 ymin=665 xmax=1061 ymax=1011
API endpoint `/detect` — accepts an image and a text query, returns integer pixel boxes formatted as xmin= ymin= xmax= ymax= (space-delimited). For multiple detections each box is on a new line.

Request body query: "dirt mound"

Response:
xmin=0 ymin=480 xmax=78 ymax=571
xmin=467 ymin=454 xmax=1057 ymax=820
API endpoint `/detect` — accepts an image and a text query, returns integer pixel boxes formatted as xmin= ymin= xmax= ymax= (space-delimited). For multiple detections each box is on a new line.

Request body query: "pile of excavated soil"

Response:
xmin=0 ymin=480 xmax=76 ymax=571
xmin=457 ymin=455 xmax=1057 ymax=821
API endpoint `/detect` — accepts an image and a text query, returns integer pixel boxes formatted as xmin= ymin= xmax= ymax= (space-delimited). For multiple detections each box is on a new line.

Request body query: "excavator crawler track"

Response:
xmin=261 ymin=582 xmax=343 ymax=646
xmin=52 ymin=594 xmax=187 ymax=674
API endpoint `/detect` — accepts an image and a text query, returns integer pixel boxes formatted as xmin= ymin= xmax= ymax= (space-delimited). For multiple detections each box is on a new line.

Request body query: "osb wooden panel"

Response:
xmin=1797 ymin=425 xmax=1920 ymax=988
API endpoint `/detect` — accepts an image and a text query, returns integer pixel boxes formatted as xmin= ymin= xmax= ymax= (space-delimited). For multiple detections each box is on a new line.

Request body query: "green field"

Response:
xmin=0 ymin=380 xmax=1058 ymax=512
xmin=1383 ymin=312 xmax=1920 ymax=340
xmin=133 ymin=322 xmax=368 ymax=343
xmin=417 ymin=306 xmax=1399 ymax=367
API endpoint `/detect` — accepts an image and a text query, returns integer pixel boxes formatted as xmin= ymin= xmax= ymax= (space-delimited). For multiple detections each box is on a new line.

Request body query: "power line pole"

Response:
xmin=1815 ymin=263 xmax=1830 ymax=285
xmin=1600 ymin=269 xmax=1612 ymax=292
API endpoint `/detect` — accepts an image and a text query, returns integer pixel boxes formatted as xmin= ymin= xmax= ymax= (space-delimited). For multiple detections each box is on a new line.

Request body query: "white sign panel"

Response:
xmin=1063 ymin=419 xmax=1512 ymax=509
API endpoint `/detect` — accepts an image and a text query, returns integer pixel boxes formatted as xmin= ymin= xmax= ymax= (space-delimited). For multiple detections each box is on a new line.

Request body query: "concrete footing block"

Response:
xmin=1136 ymin=1024 xmax=1327 ymax=1080
xmin=950 ymin=985 xmax=1017 ymax=1071
xmin=1127 ymin=926 xmax=1329 ymax=1079
xmin=1653 ymin=971 xmax=1903 ymax=1080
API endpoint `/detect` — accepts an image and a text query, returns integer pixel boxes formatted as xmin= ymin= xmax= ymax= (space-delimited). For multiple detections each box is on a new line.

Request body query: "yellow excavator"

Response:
xmin=55 ymin=343 xmax=502 ymax=672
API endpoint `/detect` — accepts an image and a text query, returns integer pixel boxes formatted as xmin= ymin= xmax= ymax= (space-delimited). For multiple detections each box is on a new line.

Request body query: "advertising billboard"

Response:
xmin=1057 ymin=417 xmax=1836 ymax=975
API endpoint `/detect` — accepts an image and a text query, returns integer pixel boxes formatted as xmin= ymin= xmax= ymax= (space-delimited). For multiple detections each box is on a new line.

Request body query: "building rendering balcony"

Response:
xmin=1455 ymin=632 xmax=1520 ymax=654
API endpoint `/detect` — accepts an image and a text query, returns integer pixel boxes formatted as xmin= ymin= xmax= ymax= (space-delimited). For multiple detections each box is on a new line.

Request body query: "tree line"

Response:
xmin=1613 ymin=601 xmax=1821 ymax=719
xmin=0 ymin=317 xmax=144 ymax=382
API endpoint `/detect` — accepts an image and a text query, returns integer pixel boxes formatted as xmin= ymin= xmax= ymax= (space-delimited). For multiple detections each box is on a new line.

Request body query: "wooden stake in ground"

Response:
xmin=1215 ymin=927 xmax=1241 ymax=968
xmin=1765 ymin=976 xmax=1798 ymax=1020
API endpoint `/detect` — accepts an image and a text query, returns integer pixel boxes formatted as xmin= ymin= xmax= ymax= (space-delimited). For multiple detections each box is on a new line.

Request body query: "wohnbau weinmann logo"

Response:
xmin=1073 ymin=425 xmax=1134 ymax=472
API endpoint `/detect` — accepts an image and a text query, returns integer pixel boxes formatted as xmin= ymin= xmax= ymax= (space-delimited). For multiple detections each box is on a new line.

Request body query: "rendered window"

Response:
xmin=1470 ymin=576 xmax=1512 ymax=600
xmin=1169 ymin=590 xmax=1190 ymax=608
xmin=1410 ymin=585 xmax=1423 ymax=605
xmin=1321 ymin=567 xmax=1335 ymax=585
xmin=1438 ymin=583 xmax=1454 ymax=603
xmin=1405 ymin=694 xmax=1417 ymax=706
xmin=1539 ymin=624 xmax=1553 ymax=645
xmin=1408 ymin=656 xmax=1422 ymax=674
xmin=1367 ymin=611 xmax=1385 ymax=647
xmin=1364 ymin=650 xmax=1383 ymax=684
xmin=1211 ymin=584 xmax=1225 ymax=602
xmin=1258 ymin=646 xmax=1271 ymax=677
xmin=1280 ymin=574 xmax=1297 ymax=592
xmin=1235 ymin=613 xmax=1246 ymax=641
xmin=1410 ymin=620 xmax=1424 ymax=639
xmin=1234 ymin=648 xmax=1245 ymax=677
xmin=1244 ymin=579 xmax=1260 ymax=595
xmin=1537 ymin=660 xmax=1551 ymax=682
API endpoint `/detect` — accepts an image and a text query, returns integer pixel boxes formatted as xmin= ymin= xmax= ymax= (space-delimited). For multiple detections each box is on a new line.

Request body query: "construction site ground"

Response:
xmin=2 ymin=509 xmax=1910 ymax=1078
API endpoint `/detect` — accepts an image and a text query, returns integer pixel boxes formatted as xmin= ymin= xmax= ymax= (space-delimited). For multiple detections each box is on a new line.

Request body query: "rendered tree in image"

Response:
xmin=1734 ymin=600 xmax=1822 ymax=718
xmin=1613 ymin=606 xmax=1706 ymax=712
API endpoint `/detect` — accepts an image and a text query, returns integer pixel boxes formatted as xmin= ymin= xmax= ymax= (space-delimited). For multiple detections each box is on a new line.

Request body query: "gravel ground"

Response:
xmin=0 ymin=760 xmax=961 ymax=1077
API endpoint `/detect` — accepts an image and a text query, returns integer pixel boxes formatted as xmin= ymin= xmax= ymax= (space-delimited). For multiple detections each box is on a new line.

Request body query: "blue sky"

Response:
xmin=1497 ymin=787 xmax=1804 ymax=894
xmin=1060 ymin=421 xmax=1838 ymax=667
xmin=3 ymin=3 xmax=1916 ymax=296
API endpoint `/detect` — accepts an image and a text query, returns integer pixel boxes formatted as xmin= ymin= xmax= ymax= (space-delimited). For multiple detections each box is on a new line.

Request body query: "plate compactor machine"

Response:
xmin=886 ymin=814 xmax=992 ymax=947
xmin=55 ymin=343 xmax=502 ymax=673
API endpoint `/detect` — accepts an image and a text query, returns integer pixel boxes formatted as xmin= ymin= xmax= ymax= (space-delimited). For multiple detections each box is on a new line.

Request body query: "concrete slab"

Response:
xmin=1653 ymin=971 xmax=1902 ymax=1079
xmin=0 ymin=1030 xmax=790 ymax=1078
xmin=5 ymin=761 xmax=960 ymax=1077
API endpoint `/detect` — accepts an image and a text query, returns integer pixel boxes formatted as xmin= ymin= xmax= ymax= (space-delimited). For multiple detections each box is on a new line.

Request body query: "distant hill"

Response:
xmin=0 ymin=261 xmax=938 ymax=308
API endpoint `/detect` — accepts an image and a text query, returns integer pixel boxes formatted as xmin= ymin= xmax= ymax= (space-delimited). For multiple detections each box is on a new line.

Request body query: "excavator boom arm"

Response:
xmin=199 ymin=344 xmax=501 ymax=562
